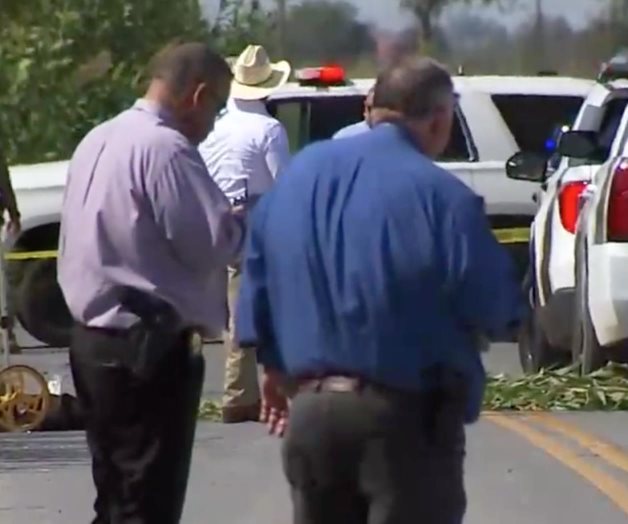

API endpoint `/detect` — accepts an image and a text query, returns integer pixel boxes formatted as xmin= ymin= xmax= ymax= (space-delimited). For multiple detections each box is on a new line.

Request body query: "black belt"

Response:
xmin=297 ymin=375 xmax=364 ymax=393
xmin=296 ymin=375 xmax=436 ymax=401
xmin=296 ymin=368 xmax=467 ymax=400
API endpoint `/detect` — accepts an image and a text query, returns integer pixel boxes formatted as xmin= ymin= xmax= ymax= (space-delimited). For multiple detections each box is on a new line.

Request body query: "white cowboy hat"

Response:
xmin=228 ymin=45 xmax=291 ymax=100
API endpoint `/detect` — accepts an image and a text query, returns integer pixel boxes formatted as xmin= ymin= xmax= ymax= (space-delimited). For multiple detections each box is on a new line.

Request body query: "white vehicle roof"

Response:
xmin=9 ymin=160 xmax=69 ymax=190
xmin=271 ymin=75 xmax=595 ymax=100
xmin=455 ymin=75 xmax=594 ymax=97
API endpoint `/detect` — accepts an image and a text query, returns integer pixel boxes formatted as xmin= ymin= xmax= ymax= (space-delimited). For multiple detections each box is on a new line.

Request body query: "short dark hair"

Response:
xmin=373 ymin=57 xmax=454 ymax=120
xmin=148 ymin=41 xmax=232 ymax=97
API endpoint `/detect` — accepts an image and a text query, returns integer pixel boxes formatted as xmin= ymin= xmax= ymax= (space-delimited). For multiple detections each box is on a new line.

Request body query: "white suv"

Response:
xmin=560 ymin=112 xmax=628 ymax=373
xmin=506 ymin=70 xmax=628 ymax=373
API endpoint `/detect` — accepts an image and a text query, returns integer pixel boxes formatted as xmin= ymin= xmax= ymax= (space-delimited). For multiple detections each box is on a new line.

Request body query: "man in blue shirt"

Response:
xmin=236 ymin=58 xmax=524 ymax=524
xmin=332 ymin=85 xmax=374 ymax=139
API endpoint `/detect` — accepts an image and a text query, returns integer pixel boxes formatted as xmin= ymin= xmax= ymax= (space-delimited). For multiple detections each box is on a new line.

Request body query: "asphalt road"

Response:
xmin=2 ymin=335 xmax=628 ymax=523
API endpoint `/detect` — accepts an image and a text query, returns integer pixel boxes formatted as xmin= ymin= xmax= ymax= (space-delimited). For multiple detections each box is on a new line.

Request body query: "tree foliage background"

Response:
xmin=1 ymin=0 xmax=627 ymax=165
xmin=0 ymin=0 xmax=211 ymax=164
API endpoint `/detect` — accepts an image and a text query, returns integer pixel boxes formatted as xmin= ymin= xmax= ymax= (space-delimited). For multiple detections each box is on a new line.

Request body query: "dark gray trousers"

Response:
xmin=281 ymin=382 xmax=467 ymax=524
xmin=70 ymin=324 xmax=204 ymax=524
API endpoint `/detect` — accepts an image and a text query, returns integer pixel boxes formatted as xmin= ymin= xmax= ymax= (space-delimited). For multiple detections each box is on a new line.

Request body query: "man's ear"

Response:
xmin=192 ymin=82 xmax=208 ymax=107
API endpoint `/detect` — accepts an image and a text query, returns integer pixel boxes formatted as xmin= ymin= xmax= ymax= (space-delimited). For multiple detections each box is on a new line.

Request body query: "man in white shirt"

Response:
xmin=199 ymin=44 xmax=291 ymax=423
xmin=332 ymin=85 xmax=375 ymax=139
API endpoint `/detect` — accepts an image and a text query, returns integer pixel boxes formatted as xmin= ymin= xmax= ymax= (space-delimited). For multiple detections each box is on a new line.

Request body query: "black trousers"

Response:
xmin=69 ymin=324 xmax=205 ymax=524
xmin=281 ymin=380 xmax=467 ymax=524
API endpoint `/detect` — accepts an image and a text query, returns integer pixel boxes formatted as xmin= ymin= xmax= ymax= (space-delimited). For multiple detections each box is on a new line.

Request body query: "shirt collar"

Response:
xmin=226 ymin=98 xmax=269 ymax=116
xmin=132 ymin=99 xmax=176 ymax=123
xmin=372 ymin=121 xmax=422 ymax=152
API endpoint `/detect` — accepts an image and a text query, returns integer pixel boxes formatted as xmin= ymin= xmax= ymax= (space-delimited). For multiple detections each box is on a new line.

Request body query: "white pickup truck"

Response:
xmin=6 ymin=70 xmax=593 ymax=347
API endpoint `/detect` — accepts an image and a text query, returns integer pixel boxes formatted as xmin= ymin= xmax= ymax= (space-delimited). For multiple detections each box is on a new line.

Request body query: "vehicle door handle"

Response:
xmin=532 ymin=193 xmax=539 ymax=203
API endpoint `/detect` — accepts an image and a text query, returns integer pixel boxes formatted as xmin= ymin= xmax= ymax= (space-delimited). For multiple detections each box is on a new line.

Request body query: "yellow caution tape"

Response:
xmin=1 ymin=228 xmax=531 ymax=261
xmin=4 ymin=250 xmax=59 ymax=261
xmin=492 ymin=227 xmax=530 ymax=244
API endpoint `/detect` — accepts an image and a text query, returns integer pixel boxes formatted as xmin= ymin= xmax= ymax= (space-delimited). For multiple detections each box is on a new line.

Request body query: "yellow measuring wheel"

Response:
xmin=0 ymin=226 xmax=51 ymax=432
xmin=0 ymin=364 xmax=51 ymax=432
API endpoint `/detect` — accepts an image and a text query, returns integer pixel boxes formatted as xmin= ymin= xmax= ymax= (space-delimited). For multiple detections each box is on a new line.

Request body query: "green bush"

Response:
xmin=0 ymin=0 xmax=265 ymax=165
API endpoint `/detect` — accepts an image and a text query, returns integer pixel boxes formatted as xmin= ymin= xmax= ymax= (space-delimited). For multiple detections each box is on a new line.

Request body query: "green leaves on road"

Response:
xmin=484 ymin=364 xmax=628 ymax=412
xmin=198 ymin=400 xmax=222 ymax=422
xmin=198 ymin=365 xmax=628 ymax=421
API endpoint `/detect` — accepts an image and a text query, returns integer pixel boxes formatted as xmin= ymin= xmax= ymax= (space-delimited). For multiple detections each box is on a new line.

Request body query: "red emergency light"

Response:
xmin=295 ymin=65 xmax=347 ymax=86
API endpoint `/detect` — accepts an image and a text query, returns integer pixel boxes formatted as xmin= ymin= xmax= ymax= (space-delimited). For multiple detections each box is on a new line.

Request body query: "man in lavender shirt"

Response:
xmin=58 ymin=42 xmax=243 ymax=523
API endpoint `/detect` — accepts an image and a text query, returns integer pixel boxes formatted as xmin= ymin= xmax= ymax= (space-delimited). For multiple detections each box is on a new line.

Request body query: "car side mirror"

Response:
xmin=557 ymin=130 xmax=599 ymax=159
xmin=506 ymin=151 xmax=548 ymax=182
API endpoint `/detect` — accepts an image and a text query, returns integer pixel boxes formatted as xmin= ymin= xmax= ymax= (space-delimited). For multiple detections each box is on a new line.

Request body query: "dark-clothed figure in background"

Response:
xmin=0 ymin=148 xmax=21 ymax=237
xmin=0 ymin=147 xmax=21 ymax=354
xmin=236 ymin=57 xmax=524 ymax=524
xmin=58 ymin=42 xmax=244 ymax=524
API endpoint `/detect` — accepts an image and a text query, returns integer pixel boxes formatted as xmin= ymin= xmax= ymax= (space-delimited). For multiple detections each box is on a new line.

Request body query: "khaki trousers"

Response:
xmin=222 ymin=265 xmax=260 ymax=408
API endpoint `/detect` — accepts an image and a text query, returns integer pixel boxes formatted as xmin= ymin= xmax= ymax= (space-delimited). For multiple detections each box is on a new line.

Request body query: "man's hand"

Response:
xmin=232 ymin=204 xmax=247 ymax=217
xmin=232 ymin=194 xmax=262 ymax=218
xmin=6 ymin=212 xmax=20 ymax=236
xmin=260 ymin=369 xmax=289 ymax=437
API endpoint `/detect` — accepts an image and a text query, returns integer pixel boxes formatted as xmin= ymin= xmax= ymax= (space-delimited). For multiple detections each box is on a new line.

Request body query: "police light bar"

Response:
xmin=295 ymin=66 xmax=346 ymax=86
xmin=598 ymin=51 xmax=628 ymax=83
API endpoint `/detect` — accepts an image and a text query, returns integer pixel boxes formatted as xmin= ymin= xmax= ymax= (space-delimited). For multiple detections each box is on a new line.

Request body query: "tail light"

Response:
xmin=559 ymin=181 xmax=589 ymax=233
xmin=607 ymin=158 xmax=628 ymax=241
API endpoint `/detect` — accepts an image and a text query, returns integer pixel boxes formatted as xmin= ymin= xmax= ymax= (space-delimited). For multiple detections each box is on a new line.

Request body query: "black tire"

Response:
xmin=16 ymin=259 xmax=72 ymax=348
xmin=572 ymin=238 xmax=606 ymax=375
xmin=518 ymin=267 xmax=566 ymax=373
xmin=518 ymin=310 xmax=562 ymax=373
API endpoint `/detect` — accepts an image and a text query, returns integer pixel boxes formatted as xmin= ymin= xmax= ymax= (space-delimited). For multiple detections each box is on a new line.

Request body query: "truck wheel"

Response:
xmin=518 ymin=267 xmax=566 ymax=373
xmin=518 ymin=310 xmax=564 ymax=373
xmin=16 ymin=260 xmax=72 ymax=348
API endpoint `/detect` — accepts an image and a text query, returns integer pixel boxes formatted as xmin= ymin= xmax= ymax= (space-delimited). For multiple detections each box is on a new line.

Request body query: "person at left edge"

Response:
xmin=0 ymin=145 xmax=21 ymax=354
xmin=58 ymin=42 xmax=244 ymax=524
xmin=199 ymin=44 xmax=291 ymax=424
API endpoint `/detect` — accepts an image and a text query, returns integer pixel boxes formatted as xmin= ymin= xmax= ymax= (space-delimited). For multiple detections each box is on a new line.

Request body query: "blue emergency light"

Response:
xmin=545 ymin=125 xmax=571 ymax=153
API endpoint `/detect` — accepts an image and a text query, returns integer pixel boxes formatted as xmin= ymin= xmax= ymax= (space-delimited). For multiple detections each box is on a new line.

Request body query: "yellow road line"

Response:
xmin=530 ymin=413 xmax=628 ymax=475
xmin=489 ymin=413 xmax=628 ymax=516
